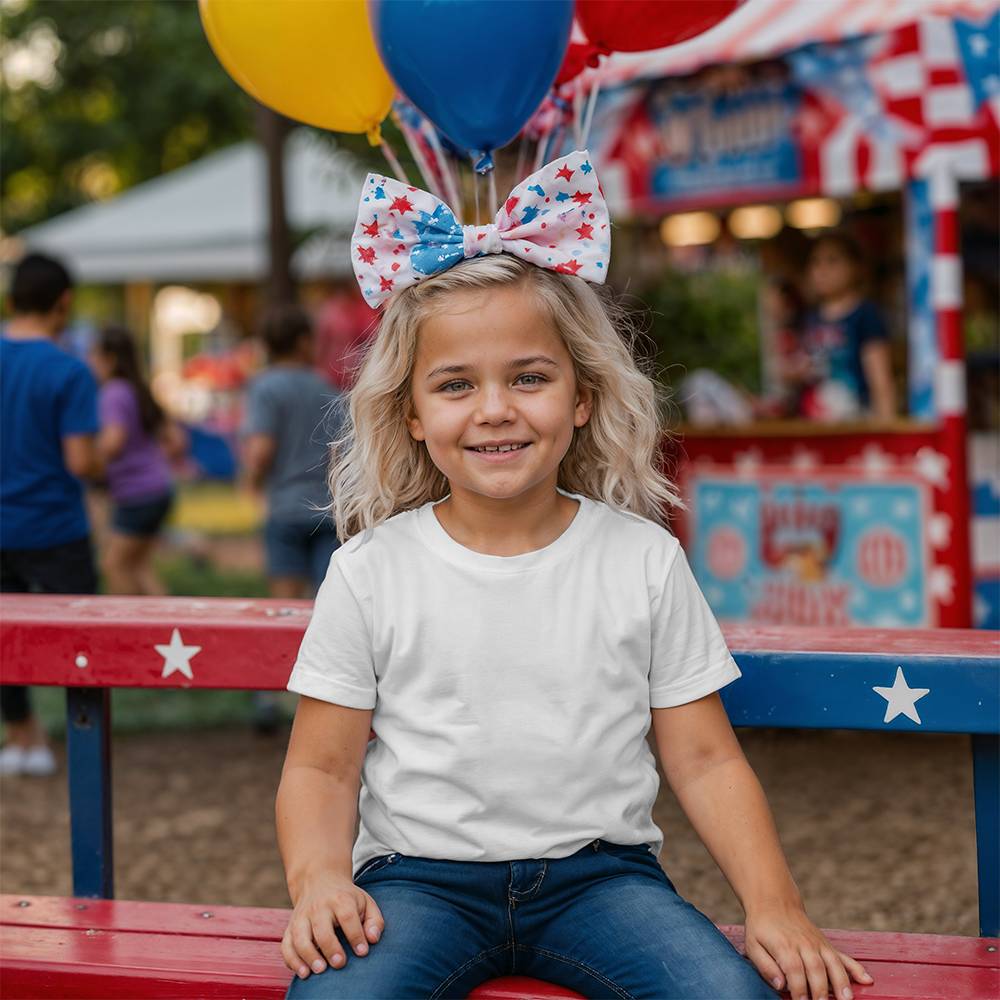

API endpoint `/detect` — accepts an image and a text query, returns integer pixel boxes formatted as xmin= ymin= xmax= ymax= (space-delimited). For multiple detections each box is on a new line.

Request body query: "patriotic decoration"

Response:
xmin=351 ymin=150 xmax=610 ymax=309
xmin=588 ymin=11 xmax=999 ymax=208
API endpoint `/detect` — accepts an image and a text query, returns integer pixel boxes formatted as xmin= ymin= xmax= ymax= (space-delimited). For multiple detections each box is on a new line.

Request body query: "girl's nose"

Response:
xmin=475 ymin=385 xmax=516 ymax=422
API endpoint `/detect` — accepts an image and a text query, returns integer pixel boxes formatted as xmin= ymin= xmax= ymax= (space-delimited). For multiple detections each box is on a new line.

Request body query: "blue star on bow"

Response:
xmin=411 ymin=203 xmax=465 ymax=276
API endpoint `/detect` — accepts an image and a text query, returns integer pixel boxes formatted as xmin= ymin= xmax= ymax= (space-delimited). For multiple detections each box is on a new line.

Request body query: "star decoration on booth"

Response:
xmin=872 ymin=666 xmax=930 ymax=725
xmin=914 ymin=447 xmax=949 ymax=489
xmin=790 ymin=447 xmax=819 ymax=471
xmin=855 ymin=443 xmax=895 ymax=477
xmin=929 ymin=565 xmax=955 ymax=603
xmin=927 ymin=513 xmax=952 ymax=549
xmin=155 ymin=628 xmax=201 ymax=681
xmin=733 ymin=448 xmax=763 ymax=476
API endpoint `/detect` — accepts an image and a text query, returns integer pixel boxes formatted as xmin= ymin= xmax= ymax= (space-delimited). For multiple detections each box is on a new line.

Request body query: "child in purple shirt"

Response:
xmin=91 ymin=325 xmax=185 ymax=594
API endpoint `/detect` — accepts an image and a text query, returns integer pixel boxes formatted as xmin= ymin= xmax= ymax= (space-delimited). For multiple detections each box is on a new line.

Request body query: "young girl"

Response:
xmin=796 ymin=233 xmax=896 ymax=423
xmin=90 ymin=324 xmax=185 ymax=594
xmin=277 ymin=154 xmax=874 ymax=1000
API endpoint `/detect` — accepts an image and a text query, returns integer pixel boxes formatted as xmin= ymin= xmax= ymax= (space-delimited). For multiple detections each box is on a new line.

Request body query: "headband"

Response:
xmin=351 ymin=149 xmax=610 ymax=309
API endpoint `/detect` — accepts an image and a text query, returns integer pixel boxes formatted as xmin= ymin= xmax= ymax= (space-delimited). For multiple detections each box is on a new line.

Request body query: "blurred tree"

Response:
xmin=1 ymin=0 xmax=253 ymax=233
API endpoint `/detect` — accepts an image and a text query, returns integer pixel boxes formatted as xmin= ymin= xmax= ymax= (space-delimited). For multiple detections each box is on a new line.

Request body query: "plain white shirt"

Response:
xmin=287 ymin=488 xmax=742 ymax=875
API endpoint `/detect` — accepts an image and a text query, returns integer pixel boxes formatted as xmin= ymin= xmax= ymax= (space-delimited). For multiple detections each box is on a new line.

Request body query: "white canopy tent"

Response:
xmin=15 ymin=129 xmax=362 ymax=285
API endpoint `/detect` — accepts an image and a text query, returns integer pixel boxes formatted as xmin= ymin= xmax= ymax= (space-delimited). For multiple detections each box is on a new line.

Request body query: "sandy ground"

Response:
xmin=0 ymin=726 xmax=980 ymax=936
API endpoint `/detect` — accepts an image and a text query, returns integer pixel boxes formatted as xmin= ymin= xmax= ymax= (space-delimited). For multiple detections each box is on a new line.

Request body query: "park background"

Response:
xmin=1 ymin=0 xmax=997 ymax=938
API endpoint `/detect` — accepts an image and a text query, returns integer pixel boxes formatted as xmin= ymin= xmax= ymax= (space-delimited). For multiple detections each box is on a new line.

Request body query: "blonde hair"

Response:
xmin=328 ymin=255 xmax=681 ymax=542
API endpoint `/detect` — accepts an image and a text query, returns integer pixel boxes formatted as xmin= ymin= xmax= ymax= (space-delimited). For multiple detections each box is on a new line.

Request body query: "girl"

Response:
xmin=276 ymin=155 xmax=874 ymax=1000
xmin=90 ymin=324 xmax=184 ymax=595
xmin=797 ymin=233 xmax=895 ymax=423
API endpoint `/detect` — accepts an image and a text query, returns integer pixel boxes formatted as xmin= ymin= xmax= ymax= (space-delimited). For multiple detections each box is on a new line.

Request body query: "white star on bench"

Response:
xmin=155 ymin=628 xmax=202 ymax=681
xmin=873 ymin=666 xmax=930 ymax=725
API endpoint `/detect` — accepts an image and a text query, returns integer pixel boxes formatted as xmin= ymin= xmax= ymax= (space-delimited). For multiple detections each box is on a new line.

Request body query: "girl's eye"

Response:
xmin=440 ymin=380 xmax=471 ymax=392
xmin=515 ymin=373 xmax=547 ymax=386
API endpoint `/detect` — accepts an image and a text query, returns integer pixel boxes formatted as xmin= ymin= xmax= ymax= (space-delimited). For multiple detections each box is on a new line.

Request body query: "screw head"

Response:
xmin=200 ymin=911 xmax=214 ymax=919
xmin=75 ymin=654 xmax=88 ymax=669
xmin=17 ymin=900 xmax=30 ymax=907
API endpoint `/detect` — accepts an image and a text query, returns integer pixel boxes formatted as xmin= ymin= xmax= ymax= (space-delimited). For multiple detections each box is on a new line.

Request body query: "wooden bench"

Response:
xmin=1 ymin=595 xmax=998 ymax=999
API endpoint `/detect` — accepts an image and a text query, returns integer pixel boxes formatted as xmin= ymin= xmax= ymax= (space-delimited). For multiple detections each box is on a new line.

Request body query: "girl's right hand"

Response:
xmin=281 ymin=870 xmax=385 ymax=979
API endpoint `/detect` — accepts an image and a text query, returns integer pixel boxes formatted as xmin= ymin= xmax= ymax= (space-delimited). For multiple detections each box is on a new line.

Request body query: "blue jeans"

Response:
xmin=286 ymin=839 xmax=779 ymax=999
xmin=264 ymin=517 xmax=340 ymax=590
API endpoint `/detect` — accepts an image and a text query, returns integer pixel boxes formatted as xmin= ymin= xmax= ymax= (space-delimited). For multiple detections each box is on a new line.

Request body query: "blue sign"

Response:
xmin=690 ymin=474 xmax=931 ymax=627
xmin=645 ymin=79 xmax=803 ymax=200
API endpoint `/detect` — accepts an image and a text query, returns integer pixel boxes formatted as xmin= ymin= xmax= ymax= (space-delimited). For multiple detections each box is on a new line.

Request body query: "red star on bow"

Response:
xmin=555 ymin=259 xmax=583 ymax=275
xmin=571 ymin=190 xmax=592 ymax=206
xmin=390 ymin=195 xmax=414 ymax=213
xmin=379 ymin=276 xmax=394 ymax=292
xmin=357 ymin=246 xmax=377 ymax=265
xmin=362 ymin=219 xmax=380 ymax=238
xmin=555 ymin=164 xmax=574 ymax=182
xmin=505 ymin=195 xmax=519 ymax=216
xmin=576 ymin=222 xmax=594 ymax=240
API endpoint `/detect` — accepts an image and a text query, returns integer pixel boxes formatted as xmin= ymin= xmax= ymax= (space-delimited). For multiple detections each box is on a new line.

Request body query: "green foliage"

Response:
xmin=1 ymin=0 xmax=253 ymax=232
xmin=637 ymin=267 xmax=762 ymax=394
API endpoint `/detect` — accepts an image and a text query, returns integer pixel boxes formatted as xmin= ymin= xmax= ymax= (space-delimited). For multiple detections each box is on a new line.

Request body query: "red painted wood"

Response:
xmin=1 ymin=595 xmax=995 ymax=690
xmin=2 ymin=897 xmax=997 ymax=1000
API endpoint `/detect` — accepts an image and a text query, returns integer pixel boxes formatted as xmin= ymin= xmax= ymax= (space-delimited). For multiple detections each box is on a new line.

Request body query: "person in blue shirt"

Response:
xmin=1 ymin=253 xmax=102 ymax=776
xmin=796 ymin=232 xmax=896 ymax=422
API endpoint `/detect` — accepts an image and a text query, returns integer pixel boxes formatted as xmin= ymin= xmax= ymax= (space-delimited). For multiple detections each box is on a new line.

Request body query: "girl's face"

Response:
xmin=406 ymin=283 xmax=592 ymax=506
xmin=807 ymin=242 xmax=857 ymax=300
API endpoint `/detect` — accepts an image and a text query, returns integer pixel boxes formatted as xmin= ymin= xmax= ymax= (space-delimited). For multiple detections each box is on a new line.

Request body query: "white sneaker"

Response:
xmin=20 ymin=745 xmax=57 ymax=777
xmin=0 ymin=744 xmax=26 ymax=775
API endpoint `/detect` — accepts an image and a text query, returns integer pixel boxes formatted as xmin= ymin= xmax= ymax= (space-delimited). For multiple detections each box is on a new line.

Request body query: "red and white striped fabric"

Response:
xmin=596 ymin=0 xmax=1000 ymax=86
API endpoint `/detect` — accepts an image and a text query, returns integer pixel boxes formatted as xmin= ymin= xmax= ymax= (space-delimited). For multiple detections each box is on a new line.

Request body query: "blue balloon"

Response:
xmin=369 ymin=0 xmax=573 ymax=167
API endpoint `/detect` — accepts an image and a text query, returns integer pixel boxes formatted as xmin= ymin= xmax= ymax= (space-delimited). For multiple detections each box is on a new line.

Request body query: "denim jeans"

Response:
xmin=285 ymin=839 xmax=779 ymax=999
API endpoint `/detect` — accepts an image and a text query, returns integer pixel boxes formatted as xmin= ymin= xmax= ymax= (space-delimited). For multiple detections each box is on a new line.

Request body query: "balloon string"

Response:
xmin=572 ymin=85 xmax=584 ymax=148
xmin=392 ymin=110 xmax=445 ymax=203
xmin=581 ymin=79 xmax=602 ymax=149
xmin=488 ymin=168 xmax=497 ymax=220
xmin=379 ymin=136 xmax=410 ymax=185
xmin=427 ymin=128 xmax=463 ymax=221
xmin=514 ymin=135 xmax=529 ymax=187
xmin=533 ymin=130 xmax=551 ymax=173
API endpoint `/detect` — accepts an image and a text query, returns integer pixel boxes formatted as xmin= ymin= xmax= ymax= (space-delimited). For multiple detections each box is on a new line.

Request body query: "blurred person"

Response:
xmin=757 ymin=277 xmax=808 ymax=419
xmin=90 ymin=324 xmax=186 ymax=595
xmin=242 ymin=304 xmax=345 ymax=732
xmin=314 ymin=284 xmax=377 ymax=391
xmin=796 ymin=232 xmax=895 ymax=422
xmin=0 ymin=253 xmax=101 ymax=776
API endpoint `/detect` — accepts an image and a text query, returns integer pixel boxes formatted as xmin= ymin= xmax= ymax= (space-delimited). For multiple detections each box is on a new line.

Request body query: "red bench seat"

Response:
xmin=2 ymin=895 xmax=997 ymax=1000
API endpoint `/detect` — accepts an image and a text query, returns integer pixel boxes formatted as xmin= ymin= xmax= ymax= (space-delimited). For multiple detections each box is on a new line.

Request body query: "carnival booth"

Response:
xmin=575 ymin=1 xmax=1000 ymax=631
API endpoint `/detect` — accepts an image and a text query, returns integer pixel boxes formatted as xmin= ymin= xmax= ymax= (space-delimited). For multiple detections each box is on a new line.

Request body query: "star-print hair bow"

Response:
xmin=351 ymin=149 xmax=610 ymax=309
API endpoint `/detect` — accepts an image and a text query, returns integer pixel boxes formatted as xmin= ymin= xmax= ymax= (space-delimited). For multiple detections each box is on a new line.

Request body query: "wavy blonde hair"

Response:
xmin=328 ymin=255 xmax=681 ymax=542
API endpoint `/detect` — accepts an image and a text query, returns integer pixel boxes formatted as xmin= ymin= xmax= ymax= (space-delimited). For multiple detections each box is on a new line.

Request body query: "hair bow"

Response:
xmin=351 ymin=149 xmax=609 ymax=309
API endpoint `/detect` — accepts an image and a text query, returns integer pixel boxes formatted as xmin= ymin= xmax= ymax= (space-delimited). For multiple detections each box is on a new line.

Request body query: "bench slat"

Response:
xmin=3 ymin=896 xmax=998 ymax=970
xmin=2 ymin=923 xmax=998 ymax=1000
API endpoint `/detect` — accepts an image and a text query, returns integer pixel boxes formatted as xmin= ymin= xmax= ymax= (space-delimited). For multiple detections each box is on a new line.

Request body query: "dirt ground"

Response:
xmin=0 ymin=726 xmax=980 ymax=936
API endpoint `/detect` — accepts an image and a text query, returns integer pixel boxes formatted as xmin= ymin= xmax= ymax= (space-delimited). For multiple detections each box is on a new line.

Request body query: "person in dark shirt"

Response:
xmin=796 ymin=232 xmax=896 ymax=422
xmin=1 ymin=253 xmax=101 ymax=776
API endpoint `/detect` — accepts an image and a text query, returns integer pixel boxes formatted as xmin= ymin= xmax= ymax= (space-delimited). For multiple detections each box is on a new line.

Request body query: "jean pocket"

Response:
xmin=354 ymin=853 xmax=396 ymax=881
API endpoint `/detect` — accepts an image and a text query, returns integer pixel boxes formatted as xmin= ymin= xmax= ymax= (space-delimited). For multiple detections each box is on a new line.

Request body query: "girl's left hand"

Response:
xmin=743 ymin=901 xmax=874 ymax=1000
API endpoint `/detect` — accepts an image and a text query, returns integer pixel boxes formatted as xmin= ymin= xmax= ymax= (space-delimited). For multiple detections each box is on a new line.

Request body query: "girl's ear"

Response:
xmin=574 ymin=385 xmax=593 ymax=428
xmin=405 ymin=399 xmax=425 ymax=441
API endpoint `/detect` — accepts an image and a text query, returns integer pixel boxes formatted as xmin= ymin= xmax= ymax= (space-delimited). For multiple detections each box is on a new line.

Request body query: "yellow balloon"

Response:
xmin=199 ymin=0 xmax=395 ymax=142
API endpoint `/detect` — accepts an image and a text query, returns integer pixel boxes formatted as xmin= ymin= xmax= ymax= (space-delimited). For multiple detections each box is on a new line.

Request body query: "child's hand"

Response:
xmin=281 ymin=870 xmax=385 ymax=980
xmin=743 ymin=901 xmax=874 ymax=1000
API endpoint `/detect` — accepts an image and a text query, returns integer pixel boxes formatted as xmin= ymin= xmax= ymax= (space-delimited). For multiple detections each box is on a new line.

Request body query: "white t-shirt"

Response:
xmin=287 ymin=488 xmax=741 ymax=875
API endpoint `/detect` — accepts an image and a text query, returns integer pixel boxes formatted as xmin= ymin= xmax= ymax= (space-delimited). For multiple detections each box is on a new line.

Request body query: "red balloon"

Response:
xmin=576 ymin=0 xmax=739 ymax=55
xmin=554 ymin=40 xmax=598 ymax=86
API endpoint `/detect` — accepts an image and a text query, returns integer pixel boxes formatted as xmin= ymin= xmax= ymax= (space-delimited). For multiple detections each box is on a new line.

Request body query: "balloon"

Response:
xmin=555 ymin=40 xmax=597 ymax=87
xmin=576 ymin=0 xmax=739 ymax=55
xmin=368 ymin=0 xmax=573 ymax=169
xmin=199 ymin=0 xmax=395 ymax=141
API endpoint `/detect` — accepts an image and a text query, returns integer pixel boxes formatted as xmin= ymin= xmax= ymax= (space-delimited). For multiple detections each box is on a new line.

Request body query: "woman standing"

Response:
xmin=91 ymin=325 xmax=184 ymax=594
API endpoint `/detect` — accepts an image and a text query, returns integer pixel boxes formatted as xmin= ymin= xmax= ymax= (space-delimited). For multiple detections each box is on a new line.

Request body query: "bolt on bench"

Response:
xmin=1 ymin=595 xmax=997 ymax=998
